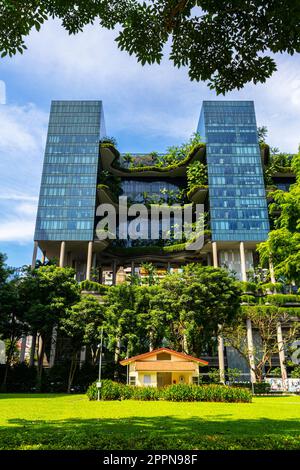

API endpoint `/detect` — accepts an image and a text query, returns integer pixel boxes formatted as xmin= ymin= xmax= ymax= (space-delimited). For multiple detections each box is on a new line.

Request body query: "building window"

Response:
xmin=143 ymin=374 xmax=151 ymax=385
xmin=192 ymin=376 xmax=199 ymax=385
xmin=129 ymin=376 xmax=136 ymax=386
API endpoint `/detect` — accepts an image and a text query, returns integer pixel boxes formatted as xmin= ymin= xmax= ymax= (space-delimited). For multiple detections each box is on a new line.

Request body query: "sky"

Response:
xmin=0 ymin=20 xmax=299 ymax=268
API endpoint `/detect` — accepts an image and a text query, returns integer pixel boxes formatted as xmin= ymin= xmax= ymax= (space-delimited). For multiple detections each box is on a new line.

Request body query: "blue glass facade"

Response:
xmin=34 ymin=100 xmax=105 ymax=241
xmin=198 ymin=101 xmax=269 ymax=241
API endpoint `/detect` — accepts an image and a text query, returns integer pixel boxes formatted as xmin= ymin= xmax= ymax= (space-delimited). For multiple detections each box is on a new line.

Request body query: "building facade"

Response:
xmin=31 ymin=99 xmax=296 ymax=378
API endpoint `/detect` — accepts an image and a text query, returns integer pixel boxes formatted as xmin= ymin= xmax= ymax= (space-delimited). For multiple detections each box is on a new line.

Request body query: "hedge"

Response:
xmin=265 ymin=294 xmax=300 ymax=306
xmin=80 ymin=280 xmax=110 ymax=294
xmin=87 ymin=380 xmax=252 ymax=403
xmin=100 ymin=143 xmax=206 ymax=174
xmin=187 ymin=185 xmax=208 ymax=201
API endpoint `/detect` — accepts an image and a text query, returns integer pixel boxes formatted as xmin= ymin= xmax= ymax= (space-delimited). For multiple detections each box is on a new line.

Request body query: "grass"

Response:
xmin=0 ymin=394 xmax=300 ymax=450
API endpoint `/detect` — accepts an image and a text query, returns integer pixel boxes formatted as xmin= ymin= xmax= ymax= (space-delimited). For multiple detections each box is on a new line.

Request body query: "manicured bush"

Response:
xmin=265 ymin=294 xmax=300 ymax=306
xmin=238 ymin=281 xmax=257 ymax=294
xmin=131 ymin=386 xmax=161 ymax=401
xmin=87 ymin=381 xmax=252 ymax=403
xmin=241 ymin=294 xmax=256 ymax=305
xmin=163 ymin=384 xmax=252 ymax=403
xmin=80 ymin=280 xmax=109 ymax=294
xmin=253 ymin=382 xmax=271 ymax=394
xmin=261 ymin=282 xmax=283 ymax=294
xmin=87 ymin=379 xmax=127 ymax=401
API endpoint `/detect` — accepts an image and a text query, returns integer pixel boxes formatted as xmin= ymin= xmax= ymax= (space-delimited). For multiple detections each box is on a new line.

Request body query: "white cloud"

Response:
xmin=0 ymin=81 xmax=6 ymax=104
xmin=4 ymin=19 xmax=298 ymax=152
xmin=0 ymin=102 xmax=47 ymax=196
xmin=0 ymin=197 xmax=37 ymax=242
xmin=0 ymin=218 xmax=35 ymax=243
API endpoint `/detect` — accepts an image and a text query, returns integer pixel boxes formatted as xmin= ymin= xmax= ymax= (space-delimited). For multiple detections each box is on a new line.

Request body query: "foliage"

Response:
xmin=98 ymin=170 xmax=122 ymax=196
xmin=237 ymin=281 xmax=257 ymax=293
xmin=103 ymin=136 xmax=205 ymax=174
xmin=87 ymin=381 xmax=252 ymax=403
xmin=258 ymin=151 xmax=300 ymax=287
xmin=291 ymin=366 xmax=300 ymax=379
xmin=60 ymin=295 xmax=104 ymax=392
xmin=253 ymin=382 xmax=271 ymax=394
xmin=260 ymin=282 xmax=283 ymax=294
xmin=87 ymin=379 xmax=125 ymax=401
xmin=80 ymin=280 xmax=109 ymax=294
xmin=264 ymin=294 xmax=300 ymax=306
xmin=19 ymin=265 xmax=80 ymax=386
xmin=140 ymin=262 xmax=159 ymax=285
xmin=158 ymin=133 xmax=203 ymax=167
xmin=186 ymin=161 xmax=208 ymax=190
xmin=157 ymin=265 xmax=241 ymax=356
xmin=240 ymin=294 xmax=256 ymax=305
xmin=1 ymin=3 xmax=300 ymax=93
xmin=223 ymin=306 xmax=300 ymax=382
xmin=99 ymin=136 xmax=117 ymax=147
xmin=257 ymin=126 xmax=268 ymax=144
xmin=0 ymin=254 xmax=26 ymax=390
xmin=163 ymin=384 xmax=252 ymax=403
xmin=264 ymin=152 xmax=293 ymax=186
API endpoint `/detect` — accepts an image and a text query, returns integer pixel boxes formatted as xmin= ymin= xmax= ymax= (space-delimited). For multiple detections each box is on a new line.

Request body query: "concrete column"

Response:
xmin=112 ymin=260 xmax=117 ymax=285
xmin=212 ymin=242 xmax=218 ymax=267
xmin=86 ymin=241 xmax=93 ymax=280
xmin=80 ymin=346 xmax=86 ymax=367
xmin=277 ymin=322 xmax=288 ymax=386
xmin=207 ymin=252 xmax=212 ymax=266
xmin=246 ymin=318 xmax=256 ymax=383
xmin=59 ymin=241 xmax=66 ymax=268
xmin=31 ymin=241 xmax=38 ymax=269
xmin=20 ymin=336 xmax=27 ymax=363
xmin=239 ymin=241 xmax=247 ymax=282
xmin=269 ymin=259 xmax=276 ymax=284
xmin=217 ymin=328 xmax=225 ymax=384
xmin=49 ymin=326 xmax=57 ymax=368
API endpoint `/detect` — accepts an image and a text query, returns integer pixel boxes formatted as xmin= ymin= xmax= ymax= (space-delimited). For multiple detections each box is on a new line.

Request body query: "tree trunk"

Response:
xmin=114 ymin=337 xmax=121 ymax=380
xmin=1 ymin=338 xmax=15 ymax=391
xmin=182 ymin=332 xmax=189 ymax=354
xmin=149 ymin=331 xmax=154 ymax=352
xmin=67 ymin=351 xmax=78 ymax=393
xmin=36 ymin=334 xmax=45 ymax=391
xmin=29 ymin=333 xmax=37 ymax=367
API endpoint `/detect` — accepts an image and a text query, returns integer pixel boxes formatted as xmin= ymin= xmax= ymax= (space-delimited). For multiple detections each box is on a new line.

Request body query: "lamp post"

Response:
xmin=97 ymin=326 xmax=104 ymax=401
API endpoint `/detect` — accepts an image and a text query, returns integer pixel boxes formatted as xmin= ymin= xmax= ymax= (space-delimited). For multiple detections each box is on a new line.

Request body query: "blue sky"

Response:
xmin=0 ymin=20 xmax=299 ymax=268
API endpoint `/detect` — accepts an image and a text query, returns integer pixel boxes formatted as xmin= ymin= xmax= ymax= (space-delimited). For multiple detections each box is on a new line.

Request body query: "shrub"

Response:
xmin=241 ymin=294 xmax=256 ymax=304
xmin=87 ymin=381 xmax=252 ymax=402
xmin=80 ymin=280 xmax=109 ymax=294
xmin=265 ymin=294 xmax=300 ymax=306
xmin=238 ymin=281 xmax=257 ymax=293
xmin=131 ymin=386 xmax=161 ymax=401
xmin=162 ymin=384 xmax=252 ymax=403
xmin=253 ymin=382 xmax=271 ymax=394
xmin=261 ymin=282 xmax=283 ymax=294
xmin=87 ymin=379 xmax=127 ymax=401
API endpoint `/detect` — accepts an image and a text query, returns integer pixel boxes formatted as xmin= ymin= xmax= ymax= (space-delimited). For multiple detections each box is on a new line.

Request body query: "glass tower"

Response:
xmin=198 ymin=101 xmax=269 ymax=241
xmin=34 ymin=100 xmax=105 ymax=241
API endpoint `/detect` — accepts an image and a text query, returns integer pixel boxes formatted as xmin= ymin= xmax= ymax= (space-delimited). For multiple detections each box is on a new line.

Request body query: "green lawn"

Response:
xmin=0 ymin=394 xmax=300 ymax=450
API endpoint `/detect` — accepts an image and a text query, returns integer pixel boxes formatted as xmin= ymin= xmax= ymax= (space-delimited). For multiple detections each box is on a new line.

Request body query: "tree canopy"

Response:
xmin=1 ymin=1 xmax=299 ymax=93
xmin=258 ymin=151 xmax=300 ymax=286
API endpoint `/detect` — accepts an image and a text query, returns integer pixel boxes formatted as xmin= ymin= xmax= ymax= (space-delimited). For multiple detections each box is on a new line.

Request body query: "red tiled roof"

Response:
xmin=120 ymin=347 xmax=208 ymax=366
